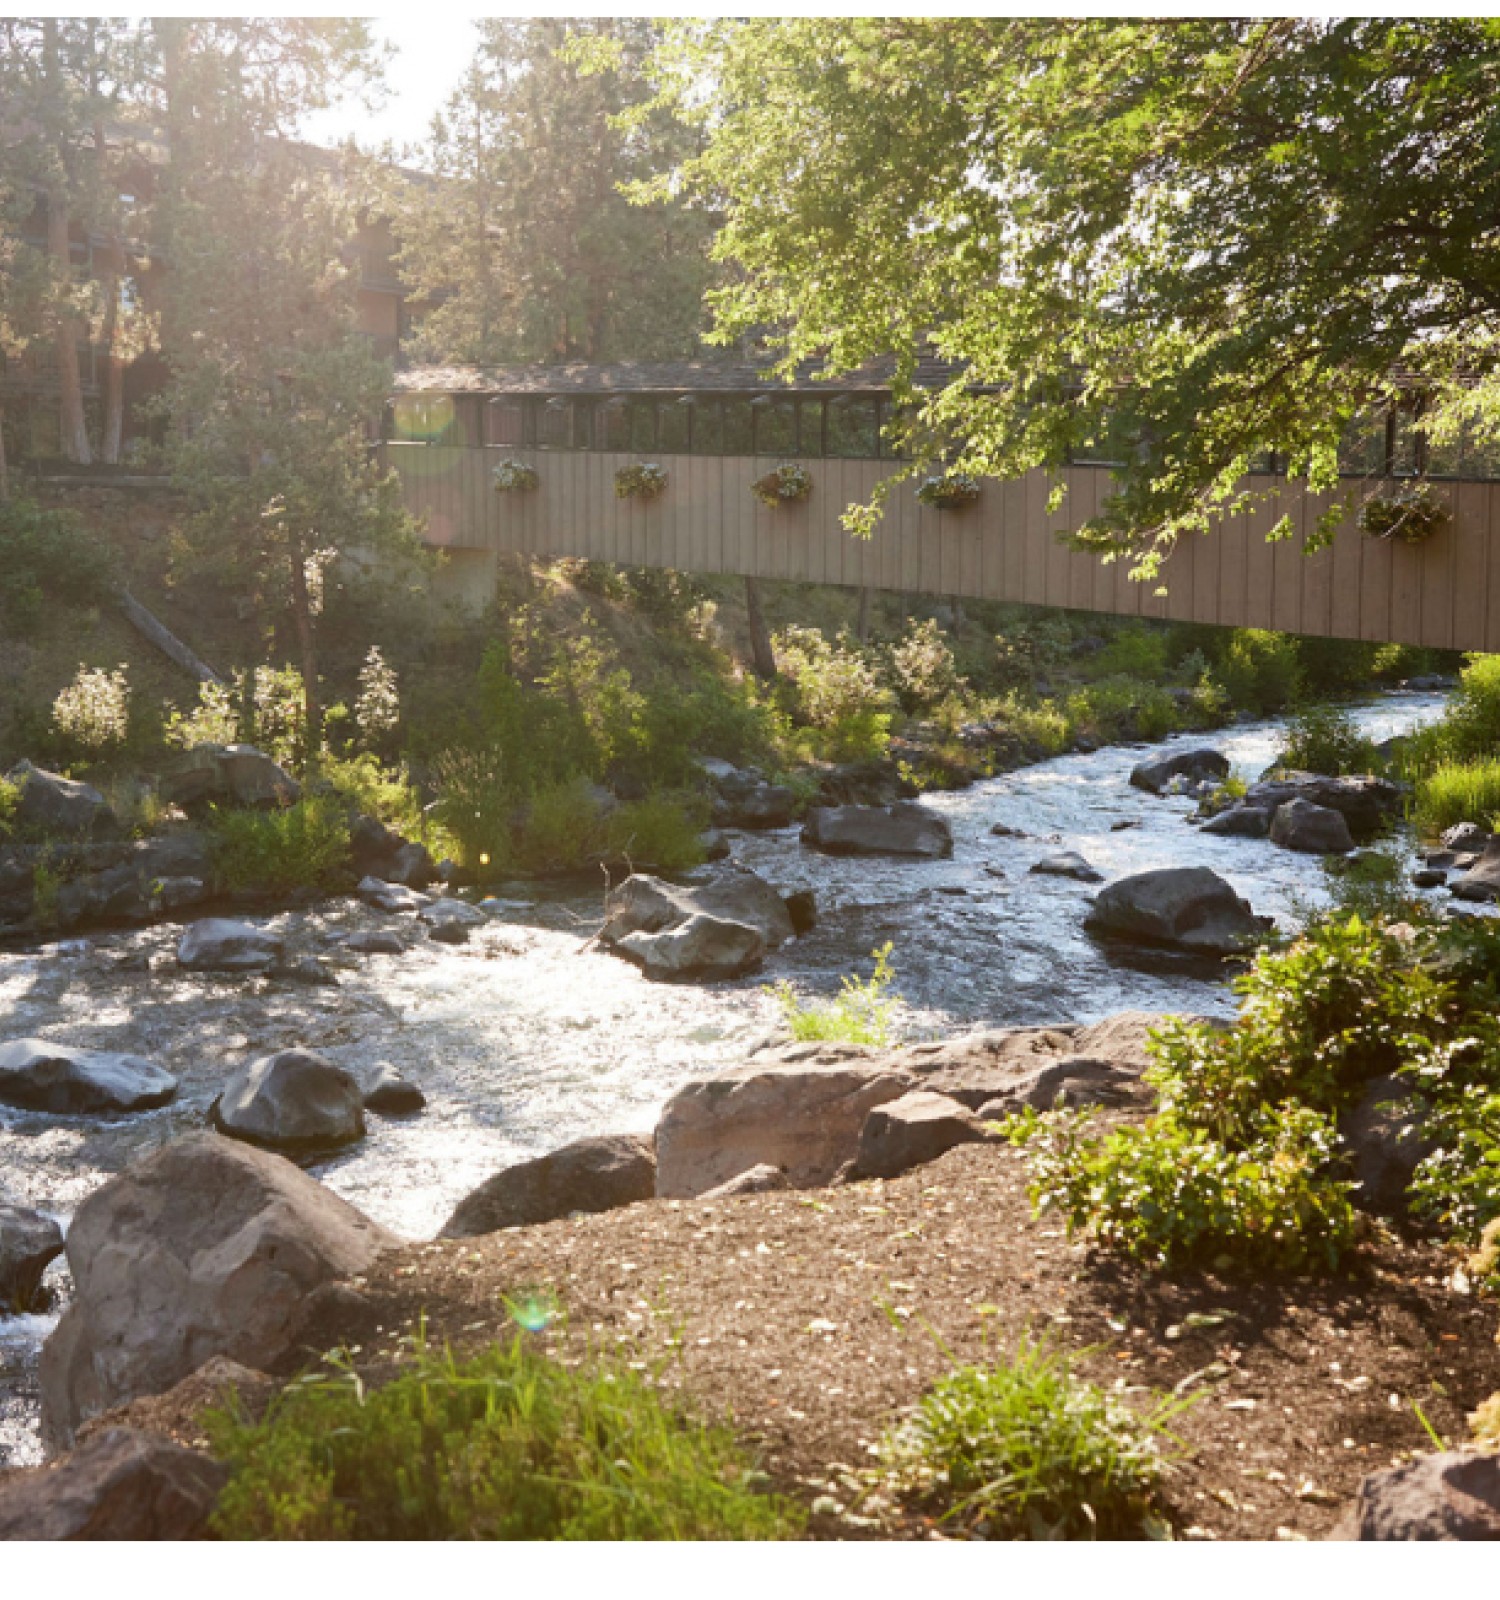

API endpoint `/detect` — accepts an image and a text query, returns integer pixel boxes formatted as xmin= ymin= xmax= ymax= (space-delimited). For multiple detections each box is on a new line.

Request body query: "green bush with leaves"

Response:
xmin=603 ymin=791 xmax=709 ymax=873
xmin=1273 ymin=704 xmax=1380 ymax=777
xmin=875 ymin=1334 xmax=1188 ymax=1540
xmin=0 ymin=496 xmax=118 ymax=630
xmin=207 ymin=1336 xmax=801 ymax=1541
xmin=1292 ymin=846 xmax=1429 ymax=933
xmin=1209 ymin=628 xmax=1301 ymax=715
xmin=210 ymin=795 xmax=351 ymax=894
xmin=768 ymin=942 xmax=900 ymax=1046
xmin=315 ymin=752 xmax=425 ymax=838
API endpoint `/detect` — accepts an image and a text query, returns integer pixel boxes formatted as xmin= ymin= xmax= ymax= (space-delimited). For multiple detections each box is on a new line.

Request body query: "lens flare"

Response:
xmin=392 ymin=393 xmax=455 ymax=443
xmin=506 ymin=1288 xmax=560 ymax=1333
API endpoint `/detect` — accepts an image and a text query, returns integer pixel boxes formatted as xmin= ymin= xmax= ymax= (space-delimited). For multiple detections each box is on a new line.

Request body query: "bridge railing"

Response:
xmin=378 ymin=442 xmax=1500 ymax=652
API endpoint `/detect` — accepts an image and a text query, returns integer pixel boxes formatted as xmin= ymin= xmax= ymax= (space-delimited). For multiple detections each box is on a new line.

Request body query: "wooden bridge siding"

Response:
xmin=382 ymin=446 xmax=1500 ymax=652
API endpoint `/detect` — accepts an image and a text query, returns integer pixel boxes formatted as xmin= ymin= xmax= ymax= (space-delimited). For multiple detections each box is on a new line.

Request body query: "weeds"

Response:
xmin=769 ymin=942 xmax=901 ymax=1046
xmin=1413 ymin=757 xmax=1500 ymax=836
xmin=210 ymin=795 xmax=351 ymax=894
xmin=1273 ymin=703 xmax=1380 ymax=777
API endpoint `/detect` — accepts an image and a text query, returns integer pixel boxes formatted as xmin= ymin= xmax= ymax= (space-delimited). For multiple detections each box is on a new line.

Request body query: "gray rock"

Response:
xmin=218 ymin=745 xmax=300 ymax=808
xmin=355 ymin=876 xmax=432 ymax=914
xmin=1412 ymin=868 xmax=1447 ymax=889
xmin=6 ymin=761 xmax=111 ymax=837
xmin=418 ymin=897 xmax=487 ymax=930
xmin=1030 ymin=850 xmax=1103 ymax=882
xmin=1441 ymin=822 xmax=1491 ymax=854
xmin=40 ymin=1132 xmax=397 ymax=1448
xmin=697 ymin=1164 xmax=790 ymax=1200
xmin=1128 ymin=748 xmax=1230 ymax=795
xmin=1340 ymin=1075 xmax=1436 ymax=1217
xmin=801 ymin=802 xmax=953 ymax=859
xmin=1200 ymin=805 xmax=1272 ymax=839
xmin=0 ymin=1205 xmax=65 ymax=1310
xmin=268 ymin=955 xmax=337 ymax=987
xmin=0 ymin=1038 xmax=177 ymax=1115
xmin=989 ymin=821 xmax=1029 ymax=838
xmin=655 ymin=1057 xmax=916 ymax=1197
xmin=1084 ymin=866 xmax=1270 ymax=956
xmin=616 ymin=912 xmax=763 ymax=981
xmin=345 ymin=929 xmax=406 ymax=955
xmin=441 ymin=1133 xmax=656 ymax=1238
xmin=1244 ymin=773 xmax=1403 ymax=843
xmin=348 ymin=813 xmax=400 ymax=874
xmin=0 ymin=1428 xmax=229 ymax=1541
xmin=784 ymin=889 xmax=818 ymax=935
xmin=176 ymin=918 xmax=284 ymax=973
xmin=426 ymin=920 xmax=471 ymax=946
xmin=211 ymin=1049 xmax=365 ymax=1154
xmin=1269 ymin=796 xmax=1357 ymax=854
xmin=711 ymin=773 xmax=797 ymax=831
xmin=156 ymin=746 xmax=229 ymax=809
xmin=1329 ymin=1451 xmax=1500 ymax=1540
xmin=387 ymin=840 xmax=439 ymax=889
xmin=973 ymin=1055 xmax=1143 ymax=1116
xmin=1451 ymin=838 xmax=1500 ymax=903
xmin=852 ymin=1089 xmax=992 ymax=1180
xmin=601 ymin=868 xmax=794 ymax=981
xmin=698 ymin=828 xmax=732 ymax=862
xmin=363 ymin=1064 xmax=425 ymax=1115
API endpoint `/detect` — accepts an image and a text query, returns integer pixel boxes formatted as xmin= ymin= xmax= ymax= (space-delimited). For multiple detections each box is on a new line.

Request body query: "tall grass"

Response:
xmin=1414 ymin=758 xmax=1500 ymax=836
xmin=768 ymin=943 xmax=901 ymax=1045
xmin=210 ymin=795 xmax=351 ymax=893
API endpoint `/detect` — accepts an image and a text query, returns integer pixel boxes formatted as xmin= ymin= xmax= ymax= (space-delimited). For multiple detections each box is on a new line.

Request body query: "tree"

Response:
xmin=392 ymin=18 xmax=716 ymax=365
xmin=650 ymin=19 xmax=1500 ymax=579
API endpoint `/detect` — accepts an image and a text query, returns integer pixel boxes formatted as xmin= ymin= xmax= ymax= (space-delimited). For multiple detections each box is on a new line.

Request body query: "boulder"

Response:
xmin=974 ymin=1055 xmax=1143 ymax=1116
xmin=600 ymin=868 xmax=795 ymax=981
xmin=698 ymin=828 xmax=731 ymax=862
xmin=1200 ymin=805 xmax=1272 ymax=839
xmin=441 ymin=1134 xmax=656 ymax=1238
xmin=1029 ymin=850 xmax=1103 ymax=883
xmin=784 ymin=888 xmax=818 ymax=936
xmin=6 ymin=761 xmax=111 ymax=837
xmin=1269 ymin=796 xmax=1356 ymax=854
xmin=211 ymin=1049 xmax=365 ymax=1154
xmin=1243 ymin=773 xmax=1403 ymax=843
xmin=852 ymin=1090 xmax=992 ymax=1180
xmin=218 ymin=745 xmax=300 ymax=808
xmin=1084 ymin=866 xmax=1270 ymax=956
xmin=0 ymin=1038 xmax=177 ymax=1115
xmin=0 ymin=1428 xmax=228 ymax=1541
xmin=345 ymin=929 xmax=406 ymax=955
xmin=363 ymin=1064 xmax=425 ymax=1115
xmin=348 ymin=814 xmax=401 ymax=876
xmin=156 ymin=746 xmax=228 ymax=810
xmin=655 ymin=1056 xmax=917 ymax=1197
xmin=176 ymin=918 xmax=284 ymax=973
xmin=615 ymin=912 xmax=764 ymax=981
xmin=426 ymin=920 xmax=471 ymax=946
xmin=1128 ymin=748 xmax=1230 ymax=796
xmin=1412 ymin=868 xmax=1447 ymax=890
xmin=386 ymin=840 xmax=439 ymax=889
xmin=1329 ymin=1451 xmax=1500 ymax=1540
xmin=40 ymin=1131 xmax=398 ymax=1447
xmin=1441 ymin=822 xmax=1492 ymax=855
xmin=356 ymin=876 xmax=432 ymax=915
xmin=801 ymin=802 xmax=953 ymax=859
xmin=711 ymin=771 xmax=797 ymax=831
xmin=814 ymin=760 xmax=906 ymax=809
xmin=1451 ymin=838 xmax=1500 ymax=904
xmin=418 ymin=897 xmax=488 ymax=931
xmin=0 ymin=1204 xmax=65 ymax=1310
xmin=1340 ymin=1075 xmax=1436 ymax=1217
xmin=698 ymin=1164 xmax=790 ymax=1200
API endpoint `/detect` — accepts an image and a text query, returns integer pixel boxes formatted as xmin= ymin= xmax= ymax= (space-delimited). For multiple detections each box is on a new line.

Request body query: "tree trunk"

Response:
xmin=94 ymin=123 xmax=127 ymax=464
xmin=47 ymin=192 xmax=91 ymax=465
xmin=855 ymin=585 xmax=874 ymax=643
xmin=0 ymin=404 xmax=9 ymax=501
xmin=744 ymin=575 xmax=776 ymax=680
xmin=289 ymin=548 xmax=322 ymax=759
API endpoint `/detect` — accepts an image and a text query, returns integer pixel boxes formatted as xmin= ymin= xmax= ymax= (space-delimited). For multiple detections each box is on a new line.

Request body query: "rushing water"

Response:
xmin=0 ymin=690 xmax=1452 ymax=1467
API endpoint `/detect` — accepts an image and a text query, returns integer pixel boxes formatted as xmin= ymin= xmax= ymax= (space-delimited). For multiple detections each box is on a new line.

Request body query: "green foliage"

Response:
xmin=511 ymin=778 xmax=610 ymax=874
xmin=492 ymin=459 xmax=540 ymax=493
xmin=881 ymin=618 xmax=960 ymax=714
xmin=603 ymin=791 xmax=709 ymax=873
xmin=315 ymin=752 xmax=424 ymax=837
xmin=431 ymin=743 xmax=513 ymax=871
xmin=1007 ymin=1104 xmax=1358 ymax=1273
xmin=1274 ymin=704 xmax=1380 ymax=777
xmin=206 ymin=1335 xmax=801 ymax=1541
xmin=618 ymin=676 xmax=774 ymax=788
xmin=614 ymin=462 xmax=669 ymax=499
xmin=1409 ymin=1085 xmax=1500 ymax=1238
xmin=1064 ymin=678 xmax=1180 ymax=744
xmin=1082 ymin=626 xmax=1170 ymax=683
xmin=210 ymin=795 xmax=351 ymax=894
xmin=1413 ymin=758 xmax=1500 ymax=836
xmin=768 ymin=943 xmax=900 ymax=1046
xmin=0 ymin=777 xmax=17 ymax=837
xmin=1403 ymin=654 xmax=1500 ymax=774
xmin=992 ymin=617 xmax=1074 ymax=691
xmin=772 ymin=624 xmax=894 ymax=761
xmin=50 ymin=665 xmax=131 ymax=758
xmin=1209 ymin=630 xmax=1301 ymax=716
xmin=1358 ymin=482 xmax=1449 ymax=544
xmin=1299 ymin=846 xmax=1429 ymax=933
xmin=0 ymin=498 xmax=118 ymax=629
xmin=875 ymin=1334 xmax=1187 ymax=1539
xmin=914 ymin=472 xmax=981 ymax=510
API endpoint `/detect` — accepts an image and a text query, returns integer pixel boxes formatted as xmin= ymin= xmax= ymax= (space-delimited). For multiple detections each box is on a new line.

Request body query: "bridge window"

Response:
xmin=723 ymin=399 xmax=754 ymax=454
xmin=753 ymin=397 xmax=797 ymax=456
xmin=691 ymin=400 xmax=724 ymax=455
xmin=658 ymin=400 xmax=691 ymax=454
xmin=826 ymin=396 xmax=879 ymax=457
xmin=487 ymin=401 xmax=526 ymax=447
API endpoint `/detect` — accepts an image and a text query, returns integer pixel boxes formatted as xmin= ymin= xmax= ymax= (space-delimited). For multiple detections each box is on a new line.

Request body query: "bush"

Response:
xmin=316 ymin=752 xmax=424 ymax=838
xmin=1064 ymin=678 xmax=1180 ymax=743
xmin=1210 ymin=629 xmax=1301 ymax=715
xmin=1413 ymin=757 xmax=1500 ymax=836
xmin=512 ymin=778 xmax=610 ymax=874
xmin=0 ymin=777 xmax=17 ymax=838
xmin=0 ymin=496 xmax=118 ymax=629
xmin=603 ymin=791 xmax=708 ymax=873
xmin=1416 ymin=653 xmax=1500 ymax=767
xmin=207 ymin=1336 xmax=801 ymax=1541
xmin=875 ymin=1335 xmax=1187 ymax=1540
xmin=773 ymin=625 xmax=891 ymax=729
xmin=767 ymin=943 xmax=900 ymax=1046
xmin=882 ymin=618 xmax=960 ymax=714
xmin=430 ymin=742 xmax=513 ymax=872
xmin=210 ymin=795 xmax=351 ymax=894
xmin=1296 ymin=846 xmax=1429 ymax=932
xmin=1082 ymin=625 xmax=1170 ymax=682
xmin=1274 ymin=704 xmax=1380 ymax=777
xmin=51 ymin=665 xmax=131 ymax=756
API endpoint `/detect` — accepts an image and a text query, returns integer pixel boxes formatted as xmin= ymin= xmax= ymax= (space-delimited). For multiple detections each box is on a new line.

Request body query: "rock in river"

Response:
xmin=0 ymin=1204 xmax=65 ymax=1310
xmin=441 ymin=1134 xmax=656 ymax=1238
xmin=1268 ymin=796 xmax=1356 ymax=854
xmin=211 ymin=1048 xmax=366 ymax=1154
xmin=1029 ymin=850 xmax=1103 ymax=882
xmin=1128 ymin=748 xmax=1230 ymax=795
xmin=176 ymin=918 xmax=284 ymax=974
xmin=801 ymin=802 xmax=953 ymax=859
xmin=1083 ymin=866 xmax=1270 ymax=956
xmin=0 ymin=1038 xmax=177 ymax=1115
xmin=363 ymin=1063 xmax=426 ymax=1115
xmin=1243 ymin=772 xmax=1402 ymax=843
xmin=40 ymin=1131 xmax=397 ymax=1448
xmin=1451 ymin=838 xmax=1500 ymax=903
xmin=601 ymin=867 xmax=798 ymax=982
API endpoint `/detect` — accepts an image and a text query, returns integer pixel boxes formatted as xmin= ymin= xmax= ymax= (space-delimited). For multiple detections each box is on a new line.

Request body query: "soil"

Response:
xmin=266 ymin=1129 xmax=1500 ymax=1543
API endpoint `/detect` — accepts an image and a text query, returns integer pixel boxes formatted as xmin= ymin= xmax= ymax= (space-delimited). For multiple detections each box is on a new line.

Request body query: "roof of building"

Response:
xmin=393 ymin=352 xmax=969 ymax=398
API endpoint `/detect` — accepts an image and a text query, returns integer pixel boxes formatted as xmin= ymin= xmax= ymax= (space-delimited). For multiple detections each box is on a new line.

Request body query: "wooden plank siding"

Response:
xmin=382 ymin=446 xmax=1500 ymax=651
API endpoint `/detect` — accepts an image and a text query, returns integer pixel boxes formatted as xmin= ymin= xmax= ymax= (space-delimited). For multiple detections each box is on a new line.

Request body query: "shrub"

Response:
xmin=1413 ymin=757 xmax=1500 ymax=836
xmin=0 ymin=777 xmax=17 ymax=837
xmin=431 ymin=743 xmax=513 ymax=871
xmin=618 ymin=677 xmax=773 ymax=789
xmin=51 ymin=665 xmax=131 ymax=755
xmin=1274 ymin=704 xmax=1380 ymax=777
xmin=166 ymin=680 xmax=241 ymax=750
xmin=0 ymin=496 xmax=118 ymax=629
xmin=750 ymin=461 xmax=813 ymax=508
xmin=603 ymin=791 xmax=708 ymax=873
xmin=1414 ymin=653 xmax=1500 ymax=768
xmin=1409 ymin=1083 xmax=1500 ymax=1239
xmin=354 ymin=646 xmax=401 ymax=749
xmin=883 ymin=618 xmax=960 ymax=714
xmin=1293 ymin=845 xmax=1429 ymax=933
xmin=207 ymin=1336 xmax=801 ymax=1541
xmin=874 ymin=1335 xmax=1187 ymax=1539
xmin=210 ymin=794 xmax=351 ymax=894
xmin=316 ymin=752 xmax=424 ymax=838
xmin=992 ymin=616 xmax=1074 ymax=690
xmin=1064 ymin=678 xmax=1179 ymax=744
xmin=773 ymin=625 xmax=890 ymax=730
xmin=512 ymin=778 xmax=609 ymax=874
xmin=768 ymin=943 xmax=900 ymax=1046
xmin=1210 ymin=629 xmax=1301 ymax=715
xmin=1083 ymin=625 xmax=1169 ymax=682
xmin=1296 ymin=636 xmax=1380 ymax=697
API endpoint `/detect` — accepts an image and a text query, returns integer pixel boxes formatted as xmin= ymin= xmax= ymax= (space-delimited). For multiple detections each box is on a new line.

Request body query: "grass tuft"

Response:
xmin=769 ymin=942 xmax=901 ymax=1045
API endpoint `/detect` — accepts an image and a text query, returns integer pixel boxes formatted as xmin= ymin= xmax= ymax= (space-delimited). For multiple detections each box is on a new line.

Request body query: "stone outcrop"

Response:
xmin=0 ymin=1038 xmax=177 ymax=1115
xmin=1029 ymin=850 xmax=1103 ymax=882
xmin=0 ymin=1428 xmax=228 ymax=1541
xmin=1329 ymin=1451 xmax=1500 ymax=1540
xmin=356 ymin=876 xmax=433 ymax=915
xmin=698 ymin=1164 xmax=790 ymax=1200
xmin=1199 ymin=806 xmax=1271 ymax=839
xmin=158 ymin=744 xmax=299 ymax=810
xmin=600 ymin=867 xmax=798 ymax=982
xmin=1128 ymin=748 xmax=1230 ymax=795
xmin=176 ymin=918 xmax=284 ymax=974
xmin=1083 ymin=866 xmax=1270 ymax=956
xmin=852 ymin=1089 xmax=992 ymax=1180
xmin=40 ymin=1132 xmax=398 ymax=1448
xmin=710 ymin=769 xmax=797 ymax=830
xmin=211 ymin=1049 xmax=366 ymax=1154
xmin=363 ymin=1064 xmax=426 ymax=1115
xmin=1269 ymin=796 xmax=1357 ymax=854
xmin=345 ymin=928 xmax=406 ymax=955
xmin=801 ymin=802 xmax=953 ymax=859
xmin=614 ymin=913 xmax=764 ymax=981
xmin=5 ymin=761 xmax=112 ymax=836
xmin=418 ymin=898 xmax=488 ymax=932
xmin=441 ymin=1133 xmax=656 ymax=1238
xmin=0 ymin=1204 xmax=65 ymax=1309
xmin=1441 ymin=822 xmax=1491 ymax=855
xmin=1243 ymin=773 xmax=1403 ymax=843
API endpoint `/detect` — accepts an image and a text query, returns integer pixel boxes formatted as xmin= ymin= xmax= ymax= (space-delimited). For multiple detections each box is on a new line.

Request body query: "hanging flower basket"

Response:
xmin=916 ymin=471 xmax=981 ymax=511
xmin=750 ymin=461 xmax=814 ymax=509
xmin=1358 ymin=481 xmax=1447 ymax=545
xmin=492 ymin=459 xmax=539 ymax=493
xmin=615 ymin=462 xmax=669 ymax=500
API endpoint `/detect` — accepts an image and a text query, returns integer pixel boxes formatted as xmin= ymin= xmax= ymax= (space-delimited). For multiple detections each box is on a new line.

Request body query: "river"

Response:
xmin=0 ymin=689 xmax=1453 ymax=1466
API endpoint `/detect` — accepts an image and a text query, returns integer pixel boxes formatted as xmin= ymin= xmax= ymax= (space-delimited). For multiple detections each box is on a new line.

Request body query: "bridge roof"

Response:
xmin=394 ymin=354 xmax=968 ymax=398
